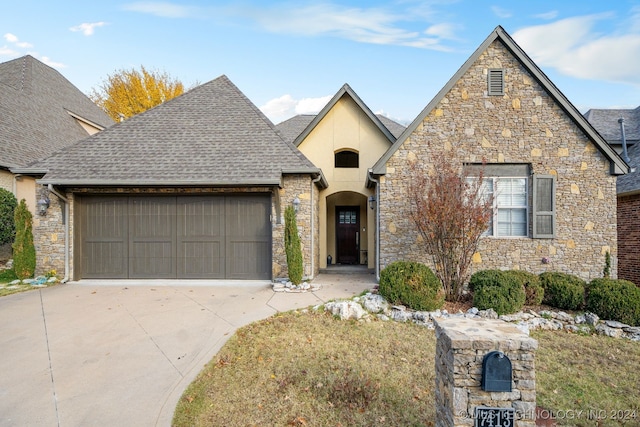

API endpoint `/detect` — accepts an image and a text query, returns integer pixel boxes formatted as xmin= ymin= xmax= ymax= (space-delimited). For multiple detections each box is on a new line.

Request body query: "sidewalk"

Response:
xmin=0 ymin=273 xmax=374 ymax=426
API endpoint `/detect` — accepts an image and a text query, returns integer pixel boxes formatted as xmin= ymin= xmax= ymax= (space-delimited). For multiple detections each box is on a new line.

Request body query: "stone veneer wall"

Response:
xmin=33 ymin=179 xmax=319 ymax=281
xmin=617 ymin=194 xmax=640 ymax=285
xmin=434 ymin=318 xmax=537 ymax=427
xmin=379 ymin=39 xmax=618 ymax=281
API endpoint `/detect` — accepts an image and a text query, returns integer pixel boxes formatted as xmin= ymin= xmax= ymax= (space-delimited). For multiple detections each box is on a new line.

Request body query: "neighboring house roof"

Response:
xmin=584 ymin=106 xmax=640 ymax=146
xmin=29 ymin=75 xmax=324 ymax=187
xmin=372 ymin=26 xmax=630 ymax=176
xmin=617 ymin=142 xmax=640 ymax=195
xmin=283 ymin=84 xmax=403 ymax=147
xmin=0 ymin=55 xmax=113 ymax=169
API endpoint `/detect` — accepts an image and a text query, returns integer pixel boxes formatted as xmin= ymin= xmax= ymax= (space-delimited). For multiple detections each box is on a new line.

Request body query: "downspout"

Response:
xmin=368 ymin=170 xmax=381 ymax=282
xmin=619 ymin=118 xmax=631 ymax=163
xmin=48 ymin=184 xmax=69 ymax=283
xmin=310 ymin=175 xmax=322 ymax=279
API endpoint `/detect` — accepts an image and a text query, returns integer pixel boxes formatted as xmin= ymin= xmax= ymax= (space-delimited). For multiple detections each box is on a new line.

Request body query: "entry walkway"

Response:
xmin=0 ymin=273 xmax=375 ymax=426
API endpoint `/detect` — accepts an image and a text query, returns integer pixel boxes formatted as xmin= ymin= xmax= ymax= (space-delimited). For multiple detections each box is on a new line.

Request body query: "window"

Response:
xmin=479 ymin=177 xmax=528 ymax=237
xmin=488 ymin=68 xmax=504 ymax=96
xmin=335 ymin=150 xmax=359 ymax=168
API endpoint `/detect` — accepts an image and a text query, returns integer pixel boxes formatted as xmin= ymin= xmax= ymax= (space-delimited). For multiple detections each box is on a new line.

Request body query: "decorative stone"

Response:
xmin=361 ymin=293 xmax=389 ymax=313
xmin=325 ymin=301 xmax=366 ymax=320
xmin=596 ymin=324 xmax=624 ymax=338
xmin=477 ymin=308 xmax=498 ymax=319
xmin=605 ymin=320 xmax=630 ymax=329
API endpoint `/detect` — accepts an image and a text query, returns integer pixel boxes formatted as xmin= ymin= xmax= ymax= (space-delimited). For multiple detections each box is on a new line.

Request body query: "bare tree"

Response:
xmin=407 ymin=154 xmax=493 ymax=301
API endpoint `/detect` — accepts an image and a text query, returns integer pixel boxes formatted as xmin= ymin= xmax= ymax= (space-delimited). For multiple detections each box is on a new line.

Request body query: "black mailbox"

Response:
xmin=481 ymin=351 xmax=512 ymax=392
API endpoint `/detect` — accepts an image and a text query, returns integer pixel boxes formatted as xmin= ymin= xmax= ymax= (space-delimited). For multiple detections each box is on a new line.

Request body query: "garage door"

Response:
xmin=77 ymin=195 xmax=271 ymax=280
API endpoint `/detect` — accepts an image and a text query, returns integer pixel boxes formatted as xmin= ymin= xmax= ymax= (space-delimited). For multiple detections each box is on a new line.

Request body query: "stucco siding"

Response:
xmin=378 ymin=39 xmax=618 ymax=281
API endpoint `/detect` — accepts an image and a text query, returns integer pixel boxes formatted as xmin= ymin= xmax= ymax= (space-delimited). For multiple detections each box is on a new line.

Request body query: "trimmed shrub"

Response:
xmin=539 ymin=272 xmax=586 ymax=310
xmin=0 ymin=188 xmax=17 ymax=245
xmin=505 ymin=270 xmax=544 ymax=306
xmin=12 ymin=199 xmax=36 ymax=280
xmin=284 ymin=205 xmax=303 ymax=285
xmin=586 ymin=278 xmax=640 ymax=326
xmin=379 ymin=261 xmax=444 ymax=311
xmin=470 ymin=270 xmax=526 ymax=315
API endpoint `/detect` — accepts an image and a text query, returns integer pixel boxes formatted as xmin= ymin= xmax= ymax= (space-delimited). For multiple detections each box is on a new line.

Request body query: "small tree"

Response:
xmin=0 ymin=188 xmax=18 ymax=245
xmin=603 ymin=251 xmax=611 ymax=278
xmin=284 ymin=205 xmax=303 ymax=285
xmin=407 ymin=154 xmax=493 ymax=301
xmin=12 ymin=199 xmax=36 ymax=279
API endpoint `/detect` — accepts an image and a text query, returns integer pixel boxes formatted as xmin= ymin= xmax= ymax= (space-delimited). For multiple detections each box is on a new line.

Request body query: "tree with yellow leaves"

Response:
xmin=90 ymin=66 xmax=185 ymax=122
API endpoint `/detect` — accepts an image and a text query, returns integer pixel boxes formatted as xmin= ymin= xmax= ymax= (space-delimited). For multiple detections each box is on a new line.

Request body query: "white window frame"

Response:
xmin=482 ymin=176 xmax=529 ymax=238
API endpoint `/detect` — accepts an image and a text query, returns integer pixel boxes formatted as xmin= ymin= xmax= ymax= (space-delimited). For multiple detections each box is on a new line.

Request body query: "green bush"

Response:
xmin=284 ymin=205 xmax=303 ymax=285
xmin=505 ymin=270 xmax=544 ymax=306
xmin=539 ymin=272 xmax=586 ymax=310
xmin=0 ymin=189 xmax=17 ymax=245
xmin=470 ymin=270 xmax=526 ymax=315
xmin=379 ymin=261 xmax=444 ymax=311
xmin=12 ymin=199 xmax=36 ymax=280
xmin=586 ymin=278 xmax=640 ymax=326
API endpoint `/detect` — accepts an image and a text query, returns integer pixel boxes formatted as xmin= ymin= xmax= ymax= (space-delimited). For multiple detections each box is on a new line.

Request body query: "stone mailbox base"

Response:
xmin=434 ymin=318 xmax=538 ymax=427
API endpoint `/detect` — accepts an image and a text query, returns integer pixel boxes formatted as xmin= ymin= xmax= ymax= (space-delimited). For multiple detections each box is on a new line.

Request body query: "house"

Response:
xmin=0 ymin=55 xmax=113 ymax=214
xmin=585 ymin=106 xmax=640 ymax=284
xmin=21 ymin=26 xmax=629 ymax=283
xmin=369 ymin=26 xmax=628 ymax=281
xmin=276 ymin=84 xmax=405 ymax=271
xmin=19 ymin=75 xmax=326 ymax=280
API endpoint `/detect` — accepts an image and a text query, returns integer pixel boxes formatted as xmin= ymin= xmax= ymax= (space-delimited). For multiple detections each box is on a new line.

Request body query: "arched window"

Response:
xmin=335 ymin=150 xmax=359 ymax=168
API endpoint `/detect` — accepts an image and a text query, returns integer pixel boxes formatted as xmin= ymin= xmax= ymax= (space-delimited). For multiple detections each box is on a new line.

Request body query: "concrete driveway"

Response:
xmin=0 ymin=274 xmax=374 ymax=426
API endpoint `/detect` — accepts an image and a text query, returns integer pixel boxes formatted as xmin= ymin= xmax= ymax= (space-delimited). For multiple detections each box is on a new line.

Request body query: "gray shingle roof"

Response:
xmin=584 ymin=106 xmax=640 ymax=145
xmin=0 ymin=55 xmax=113 ymax=168
xmin=276 ymin=114 xmax=315 ymax=143
xmin=617 ymin=142 xmax=640 ymax=195
xmin=33 ymin=75 xmax=321 ymax=186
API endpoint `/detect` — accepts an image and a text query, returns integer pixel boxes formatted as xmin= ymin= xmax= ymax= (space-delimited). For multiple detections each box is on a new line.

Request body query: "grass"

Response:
xmin=174 ymin=310 xmax=640 ymax=427
xmin=0 ymin=269 xmax=58 ymax=297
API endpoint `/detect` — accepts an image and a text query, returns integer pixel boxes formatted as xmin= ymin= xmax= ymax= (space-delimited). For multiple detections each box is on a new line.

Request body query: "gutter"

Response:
xmin=368 ymin=169 xmax=381 ymax=282
xmin=309 ymin=174 xmax=323 ymax=279
xmin=47 ymin=184 xmax=70 ymax=283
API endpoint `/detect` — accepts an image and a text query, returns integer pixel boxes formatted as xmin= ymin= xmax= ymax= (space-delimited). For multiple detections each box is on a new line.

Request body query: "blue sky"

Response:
xmin=2 ymin=1 xmax=640 ymax=124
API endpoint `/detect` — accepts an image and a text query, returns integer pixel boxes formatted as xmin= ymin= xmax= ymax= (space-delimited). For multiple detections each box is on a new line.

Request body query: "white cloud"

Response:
xmin=513 ymin=14 xmax=640 ymax=86
xmin=0 ymin=46 xmax=20 ymax=57
xmin=3 ymin=33 xmax=33 ymax=48
xmin=260 ymin=94 xmax=332 ymax=123
xmin=123 ymin=1 xmax=194 ymax=18
xmin=244 ymin=3 xmax=457 ymax=51
xmin=40 ymin=56 xmax=66 ymax=69
xmin=491 ymin=6 xmax=512 ymax=19
xmin=4 ymin=33 xmax=18 ymax=43
xmin=534 ymin=10 xmax=559 ymax=20
xmin=70 ymin=22 xmax=107 ymax=36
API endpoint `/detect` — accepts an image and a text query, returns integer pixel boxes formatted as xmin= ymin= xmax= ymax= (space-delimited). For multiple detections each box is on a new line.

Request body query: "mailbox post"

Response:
xmin=434 ymin=318 xmax=538 ymax=427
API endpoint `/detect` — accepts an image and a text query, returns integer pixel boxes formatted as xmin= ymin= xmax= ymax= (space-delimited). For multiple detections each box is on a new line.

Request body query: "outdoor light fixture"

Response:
xmin=37 ymin=197 xmax=50 ymax=216
xmin=292 ymin=196 xmax=301 ymax=212
xmin=368 ymin=195 xmax=376 ymax=210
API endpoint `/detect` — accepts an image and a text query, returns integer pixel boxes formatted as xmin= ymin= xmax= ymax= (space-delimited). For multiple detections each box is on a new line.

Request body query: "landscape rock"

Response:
xmin=604 ymin=320 xmax=630 ymax=329
xmin=361 ymin=293 xmax=389 ymax=313
xmin=477 ymin=308 xmax=498 ymax=319
xmin=325 ymin=301 xmax=367 ymax=320
xmin=595 ymin=323 xmax=624 ymax=338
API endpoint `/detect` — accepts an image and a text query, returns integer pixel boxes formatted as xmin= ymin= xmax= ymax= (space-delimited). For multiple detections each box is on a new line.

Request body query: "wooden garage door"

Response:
xmin=78 ymin=195 xmax=271 ymax=280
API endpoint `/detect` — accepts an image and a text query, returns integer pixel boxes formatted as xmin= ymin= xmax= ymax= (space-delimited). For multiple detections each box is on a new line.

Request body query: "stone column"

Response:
xmin=434 ymin=318 xmax=538 ymax=427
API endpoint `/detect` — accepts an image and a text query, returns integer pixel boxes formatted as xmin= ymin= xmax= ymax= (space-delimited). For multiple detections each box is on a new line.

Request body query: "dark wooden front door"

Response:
xmin=336 ymin=206 xmax=359 ymax=264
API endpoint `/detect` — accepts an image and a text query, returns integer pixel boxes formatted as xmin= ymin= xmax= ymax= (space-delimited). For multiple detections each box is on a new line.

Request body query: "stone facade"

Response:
xmin=379 ymin=39 xmax=618 ymax=281
xmin=617 ymin=194 xmax=640 ymax=285
xmin=434 ymin=318 xmax=537 ymax=427
xmin=32 ymin=178 xmax=320 ymax=280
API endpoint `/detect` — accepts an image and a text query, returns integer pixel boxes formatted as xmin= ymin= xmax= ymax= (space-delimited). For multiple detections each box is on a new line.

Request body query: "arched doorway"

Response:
xmin=324 ymin=191 xmax=372 ymax=267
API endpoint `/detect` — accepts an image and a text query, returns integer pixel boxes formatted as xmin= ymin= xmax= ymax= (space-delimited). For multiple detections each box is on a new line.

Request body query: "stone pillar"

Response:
xmin=434 ymin=318 xmax=538 ymax=427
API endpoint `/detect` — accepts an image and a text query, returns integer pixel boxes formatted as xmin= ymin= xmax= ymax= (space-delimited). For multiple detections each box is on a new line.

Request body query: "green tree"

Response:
xmin=0 ymin=188 xmax=17 ymax=245
xmin=284 ymin=205 xmax=303 ymax=285
xmin=90 ymin=66 xmax=184 ymax=121
xmin=12 ymin=199 xmax=36 ymax=280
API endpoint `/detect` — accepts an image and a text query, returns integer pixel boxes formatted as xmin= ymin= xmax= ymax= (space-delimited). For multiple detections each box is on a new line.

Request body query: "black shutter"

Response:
xmin=532 ymin=175 xmax=556 ymax=238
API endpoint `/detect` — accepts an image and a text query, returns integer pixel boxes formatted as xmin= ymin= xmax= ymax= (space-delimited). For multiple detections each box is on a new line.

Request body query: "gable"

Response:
xmin=373 ymin=26 xmax=628 ymax=176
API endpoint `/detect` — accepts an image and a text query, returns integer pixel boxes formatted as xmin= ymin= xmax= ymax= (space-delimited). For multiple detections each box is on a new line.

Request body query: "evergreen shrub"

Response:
xmin=379 ymin=261 xmax=444 ymax=311
xmin=470 ymin=270 xmax=526 ymax=315
xmin=539 ymin=272 xmax=585 ymax=310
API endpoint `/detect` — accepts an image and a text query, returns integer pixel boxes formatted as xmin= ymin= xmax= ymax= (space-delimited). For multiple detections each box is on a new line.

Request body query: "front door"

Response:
xmin=336 ymin=206 xmax=359 ymax=264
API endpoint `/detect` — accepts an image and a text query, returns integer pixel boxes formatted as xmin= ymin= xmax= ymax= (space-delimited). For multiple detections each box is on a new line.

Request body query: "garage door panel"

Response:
xmin=178 ymin=241 xmax=223 ymax=278
xmin=227 ymin=240 xmax=270 ymax=279
xmin=129 ymin=198 xmax=176 ymax=278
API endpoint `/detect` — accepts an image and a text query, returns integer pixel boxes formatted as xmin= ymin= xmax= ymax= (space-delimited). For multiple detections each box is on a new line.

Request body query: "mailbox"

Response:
xmin=481 ymin=351 xmax=512 ymax=392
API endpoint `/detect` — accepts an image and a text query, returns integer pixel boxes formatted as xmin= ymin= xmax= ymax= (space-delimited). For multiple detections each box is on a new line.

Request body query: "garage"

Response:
xmin=76 ymin=195 xmax=271 ymax=280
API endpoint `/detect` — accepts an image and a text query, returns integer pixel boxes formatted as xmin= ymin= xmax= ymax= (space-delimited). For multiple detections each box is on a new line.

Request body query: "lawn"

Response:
xmin=174 ymin=310 xmax=640 ymax=426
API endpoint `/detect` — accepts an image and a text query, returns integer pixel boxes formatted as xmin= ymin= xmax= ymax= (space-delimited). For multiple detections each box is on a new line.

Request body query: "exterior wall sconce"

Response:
xmin=37 ymin=197 xmax=50 ymax=216
xmin=292 ymin=196 xmax=301 ymax=213
xmin=368 ymin=195 xmax=376 ymax=210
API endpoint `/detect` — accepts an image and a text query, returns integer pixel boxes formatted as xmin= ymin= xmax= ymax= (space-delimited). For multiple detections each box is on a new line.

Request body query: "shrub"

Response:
xmin=284 ymin=205 xmax=303 ymax=285
xmin=379 ymin=261 xmax=444 ymax=311
xmin=470 ymin=270 xmax=526 ymax=315
xmin=0 ymin=188 xmax=17 ymax=245
xmin=539 ymin=272 xmax=586 ymax=310
xmin=505 ymin=270 xmax=544 ymax=306
xmin=586 ymin=278 xmax=640 ymax=326
xmin=12 ymin=199 xmax=36 ymax=280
